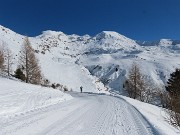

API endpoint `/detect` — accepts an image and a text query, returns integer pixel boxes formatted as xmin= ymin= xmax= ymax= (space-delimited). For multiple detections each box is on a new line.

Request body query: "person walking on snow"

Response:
xmin=80 ymin=86 xmax=83 ymax=93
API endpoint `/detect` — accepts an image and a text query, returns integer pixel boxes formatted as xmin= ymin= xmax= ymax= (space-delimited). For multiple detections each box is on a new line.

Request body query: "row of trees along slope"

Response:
xmin=124 ymin=63 xmax=156 ymax=103
xmin=124 ymin=62 xmax=180 ymax=129
xmin=17 ymin=37 xmax=42 ymax=84
xmin=0 ymin=37 xmax=42 ymax=85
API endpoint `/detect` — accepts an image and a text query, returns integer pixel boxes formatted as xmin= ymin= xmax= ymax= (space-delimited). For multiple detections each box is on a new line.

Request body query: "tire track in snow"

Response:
xmin=1 ymin=93 xmax=161 ymax=135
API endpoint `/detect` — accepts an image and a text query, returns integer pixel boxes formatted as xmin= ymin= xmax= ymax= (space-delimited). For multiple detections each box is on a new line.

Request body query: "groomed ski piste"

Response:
xmin=0 ymin=77 xmax=180 ymax=135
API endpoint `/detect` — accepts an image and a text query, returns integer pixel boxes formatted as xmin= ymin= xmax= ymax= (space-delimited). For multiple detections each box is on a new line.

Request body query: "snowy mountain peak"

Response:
xmin=94 ymin=31 xmax=139 ymax=47
xmin=39 ymin=30 xmax=66 ymax=37
xmin=82 ymin=34 xmax=91 ymax=39
xmin=95 ymin=31 xmax=127 ymax=40
xmin=136 ymin=39 xmax=179 ymax=46
xmin=159 ymin=39 xmax=173 ymax=46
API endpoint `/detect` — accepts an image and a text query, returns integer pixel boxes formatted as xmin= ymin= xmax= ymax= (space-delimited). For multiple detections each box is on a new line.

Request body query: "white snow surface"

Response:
xmin=0 ymin=25 xmax=180 ymax=134
xmin=121 ymin=95 xmax=180 ymax=135
xmin=0 ymin=77 xmax=72 ymax=118
xmin=0 ymin=83 xmax=179 ymax=135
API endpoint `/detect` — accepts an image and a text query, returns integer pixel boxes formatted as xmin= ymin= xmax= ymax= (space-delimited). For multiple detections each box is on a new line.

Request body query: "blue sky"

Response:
xmin=0 ymin=0 xmax=180 ymax=40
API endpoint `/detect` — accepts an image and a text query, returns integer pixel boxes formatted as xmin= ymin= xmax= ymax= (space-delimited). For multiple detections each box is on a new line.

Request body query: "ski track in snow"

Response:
xmin=0 ymin=92 xmax=160 ymax=135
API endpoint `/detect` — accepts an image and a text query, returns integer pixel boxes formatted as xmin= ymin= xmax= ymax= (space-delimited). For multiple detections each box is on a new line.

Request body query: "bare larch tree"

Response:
xmin=19 ymin=37 xmax=42 ymax=84
xmin=125 ymin=63 xmax=145 ymax=100
xmin=4 ymin=47 xmax=13 ymax=76
xmin=0 ymin=43 xmax=5 ymax=72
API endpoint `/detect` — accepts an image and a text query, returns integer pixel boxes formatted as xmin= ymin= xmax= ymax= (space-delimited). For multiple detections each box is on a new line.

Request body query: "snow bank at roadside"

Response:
xmin=121 ymin=96 xmax=180 ymax=135
xmin=0 ymin=77 xmax=73 ymax=119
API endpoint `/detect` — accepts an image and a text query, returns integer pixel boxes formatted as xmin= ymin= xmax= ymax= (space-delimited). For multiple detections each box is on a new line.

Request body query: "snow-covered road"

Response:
xmin=1 ymin=92 xmax=160 ymax=135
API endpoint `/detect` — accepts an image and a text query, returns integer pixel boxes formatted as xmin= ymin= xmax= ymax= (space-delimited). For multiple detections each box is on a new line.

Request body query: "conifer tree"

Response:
xmin=166 ymin=69 xmax=180 ymax=97
xmin=166 ymin=69 xmax=180 ymax=127
xmin=14 ymin=68 xmax=26 ymax=81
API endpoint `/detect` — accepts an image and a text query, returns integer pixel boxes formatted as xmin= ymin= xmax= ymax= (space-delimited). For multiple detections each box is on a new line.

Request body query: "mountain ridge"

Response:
xmin=1 ymin=24 xmax=180 ymax=46
xmin=0 ymin=24 xmax=180 ymax=93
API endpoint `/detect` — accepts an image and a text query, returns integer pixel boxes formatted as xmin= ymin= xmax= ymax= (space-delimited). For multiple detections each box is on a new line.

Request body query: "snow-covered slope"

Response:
xmin=1 ymin=89 xmax=179 ymax=135
xmin=0 ymin=25 xmax=180 ymax=93
xmin=0 ymin=77 xmax=72 ymax=122
xmin=121 ymin=95 xmax=180 ymax=135
xmin=0 ymin=25 xmax=107 ymax=93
